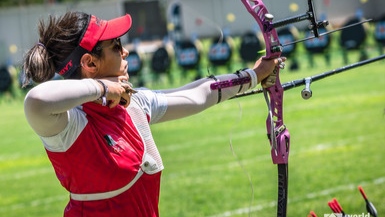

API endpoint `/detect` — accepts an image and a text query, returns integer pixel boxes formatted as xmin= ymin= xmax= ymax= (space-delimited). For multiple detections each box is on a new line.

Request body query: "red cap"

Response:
xmin=80 ymin=14 xmax=132 ymax=51
xmin=57 ymin=14 xmax=132 ymax=78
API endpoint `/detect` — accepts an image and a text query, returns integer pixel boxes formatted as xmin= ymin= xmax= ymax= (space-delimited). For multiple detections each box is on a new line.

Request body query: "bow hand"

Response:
xmin=260 ymin=57 xmax=286 ymax=88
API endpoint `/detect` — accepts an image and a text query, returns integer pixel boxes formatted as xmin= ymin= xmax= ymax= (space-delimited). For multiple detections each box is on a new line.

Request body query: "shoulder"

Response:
xmin=131 ymin=88 xmax=167 ymax=124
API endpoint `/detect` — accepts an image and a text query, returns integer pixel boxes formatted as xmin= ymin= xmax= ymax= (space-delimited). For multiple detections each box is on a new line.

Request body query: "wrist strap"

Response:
xmin=208 ymin=75 xmax=222 ymax=104
xmin=234 ymin=70 xmax=244 ymax=93
xmin=95 ymin=79 xmax=108 ymax=106
xmin=243 ymin=68 xmax=257 ymax=89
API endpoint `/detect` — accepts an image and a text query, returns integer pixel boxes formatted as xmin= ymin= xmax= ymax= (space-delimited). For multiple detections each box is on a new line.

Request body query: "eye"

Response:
xmin=113 ymin=44 xmax=120 ymax=52
xmin=113 ymin=38 xmax=123 ymax=53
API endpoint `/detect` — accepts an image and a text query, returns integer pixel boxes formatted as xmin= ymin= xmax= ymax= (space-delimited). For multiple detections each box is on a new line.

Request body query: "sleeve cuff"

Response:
xmin=243 ymin=68 xmax=257 ymax=89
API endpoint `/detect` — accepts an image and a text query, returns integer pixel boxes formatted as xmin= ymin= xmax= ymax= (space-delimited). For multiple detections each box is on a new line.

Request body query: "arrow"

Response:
xmin=358 ymin=186 xmax=378 ymax=217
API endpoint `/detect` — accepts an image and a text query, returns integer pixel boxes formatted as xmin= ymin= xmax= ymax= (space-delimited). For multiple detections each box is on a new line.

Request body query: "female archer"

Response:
xmin=23 ymin=11 xmax=285 ymax=217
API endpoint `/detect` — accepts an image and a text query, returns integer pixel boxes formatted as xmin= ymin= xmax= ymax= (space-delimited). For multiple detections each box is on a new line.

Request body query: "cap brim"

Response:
xmin=99 ymin=14 xmax=132 ymax=41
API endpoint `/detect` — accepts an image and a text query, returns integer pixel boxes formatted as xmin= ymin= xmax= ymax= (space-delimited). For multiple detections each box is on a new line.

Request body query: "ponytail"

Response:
xmin=22 ymin=42 xmax=55 ymax=87
xmin=22 ymin=11 xmax=89 ymax=87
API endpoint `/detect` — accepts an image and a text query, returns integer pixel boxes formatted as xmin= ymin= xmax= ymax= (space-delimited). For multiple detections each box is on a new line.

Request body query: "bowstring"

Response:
xmin=229 ymin=101 xmax=254 ymax=217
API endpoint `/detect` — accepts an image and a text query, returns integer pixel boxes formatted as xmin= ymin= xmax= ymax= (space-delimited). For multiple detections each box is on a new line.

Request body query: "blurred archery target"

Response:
xmin=277 ymin=26 xmax=299 ymax=57
xmin=239 ymin=31 xmax=263 ymax=62
xmin=126 ymin=50 xmax=143 ymax=77
xmin=374 ymin=14 xmax=385 ymax=45
xmin=0 ymin=66 xmax=12 ymax=92
xmin=304 ymin=26 xmax=331 ymax=53
xmin=151 ymin=45 xmax=174 ymax=73
xmin=339 ymin=17 xmax=368 ymax=50
xmin=208 ymin=36 xmax=234 ymax=66
xmin=175 ymin=40 xmax=202 ymax=70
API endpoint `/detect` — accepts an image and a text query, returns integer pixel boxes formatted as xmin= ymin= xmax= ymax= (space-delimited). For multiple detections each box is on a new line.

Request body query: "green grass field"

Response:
xmin=0 ymin=40 xmax=384 ymax=216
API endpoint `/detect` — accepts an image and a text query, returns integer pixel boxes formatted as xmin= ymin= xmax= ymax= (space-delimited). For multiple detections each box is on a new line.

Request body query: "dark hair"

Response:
xmin=22 ymin=11 xmax=103 ymax=87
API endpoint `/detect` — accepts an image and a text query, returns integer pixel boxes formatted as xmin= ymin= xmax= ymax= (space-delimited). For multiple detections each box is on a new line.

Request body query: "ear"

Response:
xmin=80 ymin=53 xmax=99 ymax=77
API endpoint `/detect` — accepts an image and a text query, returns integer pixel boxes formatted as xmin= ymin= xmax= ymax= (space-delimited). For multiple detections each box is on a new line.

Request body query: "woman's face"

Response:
xmin=95 ymin=38 xmax=129 ymax=78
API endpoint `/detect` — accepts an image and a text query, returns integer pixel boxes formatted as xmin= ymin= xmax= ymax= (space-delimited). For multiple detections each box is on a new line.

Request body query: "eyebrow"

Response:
xmin=104 ymin=39 xmax=115 ymax=47
xmin=95 ymin=39 xmax=115 ymax=51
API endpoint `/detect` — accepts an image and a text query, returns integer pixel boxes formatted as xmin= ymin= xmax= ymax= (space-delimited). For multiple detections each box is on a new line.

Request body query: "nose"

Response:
xmin=122 ymin=47 xmax=129 ymax=59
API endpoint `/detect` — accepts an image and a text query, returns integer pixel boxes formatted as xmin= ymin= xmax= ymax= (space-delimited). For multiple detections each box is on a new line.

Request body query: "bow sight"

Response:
xmin=259 ymin=0 xmax=329 ymax=54
xmin=268 ymin=0 xmax=329 ymax=37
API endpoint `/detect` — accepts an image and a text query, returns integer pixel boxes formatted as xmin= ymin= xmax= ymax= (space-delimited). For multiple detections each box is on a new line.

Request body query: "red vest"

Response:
xmin=46 ymin=102 xmax=161 ymax=217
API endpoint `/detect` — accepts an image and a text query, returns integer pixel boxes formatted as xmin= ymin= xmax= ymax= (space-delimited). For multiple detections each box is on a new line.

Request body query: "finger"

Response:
xmin=111 ymin=92 xmax=127 ymax=108
xmin=119 ymin=92 xmax=131 ymax=108
xmin=272 ymin=67 xmax=278 ymax=75
xmin=120 ymin=81 xmax=137 ymax=94
xmin=266 ymin=72 xmax=277 ymax=80
xmin=119 ymin=81 xmax=129 ymax=91
xmin=119 ymin=97 xmax=128 ymax=107
xmin=118 ymin=75 xmax=129 ymax=82
xmin=262 ymin=74 xmax=276 ymax=88
xmin=274 ymin=57 xmax=286 ymax=69
xmin=278 ymin=57 xmax=287 ymax=69
xmin=108 ymin=84 xmax=126 ymax=108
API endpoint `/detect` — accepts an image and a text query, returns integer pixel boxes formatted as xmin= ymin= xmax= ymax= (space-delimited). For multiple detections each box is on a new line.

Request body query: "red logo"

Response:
xmin=58 ymin=60 xmax=73 ymax=75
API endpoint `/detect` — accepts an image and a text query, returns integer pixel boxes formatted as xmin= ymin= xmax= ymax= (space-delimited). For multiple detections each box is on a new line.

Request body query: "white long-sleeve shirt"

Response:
xmin=24 ymin=70 xmax=257 ymax=139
